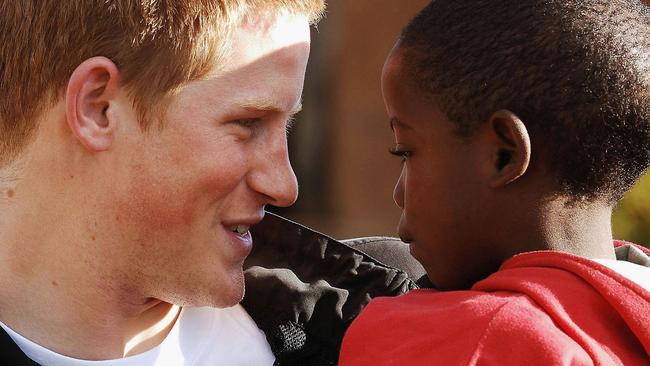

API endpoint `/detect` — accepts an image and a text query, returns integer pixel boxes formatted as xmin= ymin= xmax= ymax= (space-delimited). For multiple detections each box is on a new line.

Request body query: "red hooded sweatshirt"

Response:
xmin=340 ymin=244 xmax=650 ymax=365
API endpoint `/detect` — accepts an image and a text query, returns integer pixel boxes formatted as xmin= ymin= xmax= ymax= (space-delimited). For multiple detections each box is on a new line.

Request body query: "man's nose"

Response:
xmin=248 ymin=133 xmax=299 ymax=208
xmin=393 ymin=167 xmax=405 ymax=209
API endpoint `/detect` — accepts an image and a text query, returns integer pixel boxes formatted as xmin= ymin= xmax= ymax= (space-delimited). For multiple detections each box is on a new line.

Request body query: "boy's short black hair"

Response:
xmin=400 ymin=0 xmax=650 ymax=202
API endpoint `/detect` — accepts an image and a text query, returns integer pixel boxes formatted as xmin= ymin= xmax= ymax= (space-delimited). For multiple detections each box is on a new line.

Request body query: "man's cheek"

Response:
xmin=117 ymin=178 xmax=195 ymax=231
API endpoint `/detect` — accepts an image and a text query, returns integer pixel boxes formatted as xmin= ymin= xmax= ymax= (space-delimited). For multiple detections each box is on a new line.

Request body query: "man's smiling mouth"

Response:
xmin=228 ymin=225 xmax=251 ymax=235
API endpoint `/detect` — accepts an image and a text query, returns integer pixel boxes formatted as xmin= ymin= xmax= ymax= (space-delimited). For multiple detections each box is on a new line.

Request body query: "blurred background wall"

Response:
xmin=271 ymin=0 xmax=650 ymax=248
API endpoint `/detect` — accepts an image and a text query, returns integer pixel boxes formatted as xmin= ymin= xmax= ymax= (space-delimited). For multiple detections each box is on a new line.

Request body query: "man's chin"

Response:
xmin=205 ymin=270 xmax=246 ymax=308
xmin=160 ymin=271 xmax=246 ymax=308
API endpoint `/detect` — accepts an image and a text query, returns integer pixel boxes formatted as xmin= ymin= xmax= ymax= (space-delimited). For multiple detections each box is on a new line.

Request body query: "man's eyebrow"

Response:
xmin=389 ymin=117 xmax=412 ymax=131
xmin=240 ymin=99 xmax=303 ymax=115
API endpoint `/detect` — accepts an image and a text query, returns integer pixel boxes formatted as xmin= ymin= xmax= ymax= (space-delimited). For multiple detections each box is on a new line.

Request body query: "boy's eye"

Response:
xmin=389 ymin=146 xmax=412 ymax=162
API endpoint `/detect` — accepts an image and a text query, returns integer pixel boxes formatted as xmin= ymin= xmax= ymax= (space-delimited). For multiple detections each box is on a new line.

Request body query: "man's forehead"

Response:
xmin=229 ymin=11 xmax=310 ymax=64
xmin=200 ymin=11 xmax=311 ymax=85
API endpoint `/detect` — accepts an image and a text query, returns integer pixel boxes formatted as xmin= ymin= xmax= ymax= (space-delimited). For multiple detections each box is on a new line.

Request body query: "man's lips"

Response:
xmin=221 ymin=223 xmax=255 ymax=258
xmin=222 ymin=213 xmax=265 ymax=237
xmin=227 ymin=224 xmax=251 ymax=235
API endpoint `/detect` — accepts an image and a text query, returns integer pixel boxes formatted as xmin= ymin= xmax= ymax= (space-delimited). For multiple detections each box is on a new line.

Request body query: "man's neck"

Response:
xmin=0 ymin=201 xmax=181 ymax=360
xmin=0 ymin=122 xmax=191 ymax=360
xmin=0 ymin=271 xmax=181 ymax=360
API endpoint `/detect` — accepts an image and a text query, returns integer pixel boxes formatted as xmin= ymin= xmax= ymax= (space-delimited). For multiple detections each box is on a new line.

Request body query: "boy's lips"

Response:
xmin=397 ymin=216 xmax=413 ymax=244
xmin=397 ymin=221 xmax=413 ymax=243
xmin=399 ymin=234 xmax=414 ymax=244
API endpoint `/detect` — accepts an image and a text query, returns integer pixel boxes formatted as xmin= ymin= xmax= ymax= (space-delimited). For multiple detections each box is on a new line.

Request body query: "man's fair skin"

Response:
xmin=0 ymin=9 xmax=310 ymax=360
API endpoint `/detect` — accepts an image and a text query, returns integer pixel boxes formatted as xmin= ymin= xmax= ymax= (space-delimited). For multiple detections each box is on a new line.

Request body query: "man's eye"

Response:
xmin=229 ymin=118 xmax=261 ymax=139
xmin=388 ymin=146 xmax=412 ymax=162
xmin=234 ymin=118 xmax=260 ymax=128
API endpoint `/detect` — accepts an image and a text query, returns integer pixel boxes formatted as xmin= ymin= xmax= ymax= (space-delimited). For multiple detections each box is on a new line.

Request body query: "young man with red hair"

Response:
xmin=0 ymin=1 xmax=332 ymax=364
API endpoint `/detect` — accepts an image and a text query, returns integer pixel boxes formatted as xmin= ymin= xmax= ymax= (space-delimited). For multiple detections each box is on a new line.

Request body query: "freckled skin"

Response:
xmin=0 ymin=10 xmax=312 ymax=360
xmin=89 ymin=13 xmax=309 ymax=308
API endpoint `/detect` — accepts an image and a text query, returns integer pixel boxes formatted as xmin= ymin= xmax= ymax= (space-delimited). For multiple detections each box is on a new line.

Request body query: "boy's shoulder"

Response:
xmin=340 ymin=249 xmax=650 ymax=365
xmin=341 ymin=287 xmax=566 ymax=364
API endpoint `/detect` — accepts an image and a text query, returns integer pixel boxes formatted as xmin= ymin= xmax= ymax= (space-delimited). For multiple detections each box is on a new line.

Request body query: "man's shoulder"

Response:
xmin=243 ymin=213 xmax=420 ymax=366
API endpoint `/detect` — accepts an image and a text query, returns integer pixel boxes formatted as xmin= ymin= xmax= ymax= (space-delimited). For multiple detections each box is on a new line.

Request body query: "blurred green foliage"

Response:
xmin=613 ymin=172 xmax=650 ymax=248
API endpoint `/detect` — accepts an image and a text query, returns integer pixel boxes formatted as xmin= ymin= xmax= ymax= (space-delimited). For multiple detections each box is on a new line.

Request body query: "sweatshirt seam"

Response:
xmin=503 ymin=251 xmax=650 ymax=301
xmin=476 ymin=267 xmax=630 ymax=364
xmin=586 ymin=258 xmax=650 ymax=300
xmin=464 ymin=299 xmax=514 ymax=365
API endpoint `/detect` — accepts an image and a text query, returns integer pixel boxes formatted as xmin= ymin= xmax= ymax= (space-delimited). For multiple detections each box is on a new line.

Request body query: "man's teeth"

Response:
xmin=229 ymin=225 xmax=250 ymax=235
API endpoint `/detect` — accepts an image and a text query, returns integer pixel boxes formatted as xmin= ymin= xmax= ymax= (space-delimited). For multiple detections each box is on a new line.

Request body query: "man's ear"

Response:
xmin=484 ymin=110 xmax=531 ymax=188
xmin=65 ymin=56 xmax=121 ymax=152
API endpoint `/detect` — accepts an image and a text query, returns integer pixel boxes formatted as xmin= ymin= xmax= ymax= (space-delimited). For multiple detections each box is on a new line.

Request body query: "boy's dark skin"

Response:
xmin=385 ymin=48 xmax=615 ymax=291
xmin=383 ymin=0 xmax=650 ymax=291
xmin=340 ymin=1 xmax=650 ymax=364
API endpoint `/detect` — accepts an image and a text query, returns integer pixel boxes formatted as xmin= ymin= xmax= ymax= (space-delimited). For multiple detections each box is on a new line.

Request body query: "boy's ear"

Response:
xmin=482 ymin=110 xmax=531 ymax=188
xmin=65 ymin=56 xmax=121 ymax=152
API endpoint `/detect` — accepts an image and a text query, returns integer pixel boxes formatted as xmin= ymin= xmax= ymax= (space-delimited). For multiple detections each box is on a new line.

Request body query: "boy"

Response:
xmin=341 ymin=0 xmax=650 ymax=364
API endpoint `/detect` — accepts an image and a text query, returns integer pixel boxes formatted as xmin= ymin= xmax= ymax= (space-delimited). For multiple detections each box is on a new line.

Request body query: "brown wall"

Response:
xmin=282 ymin=1 xmax=429 ymax=239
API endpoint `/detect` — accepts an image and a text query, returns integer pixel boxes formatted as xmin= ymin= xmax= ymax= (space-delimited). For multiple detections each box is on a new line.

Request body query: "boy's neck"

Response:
xmin=507 ymin=196 xmax=616 ymax=260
